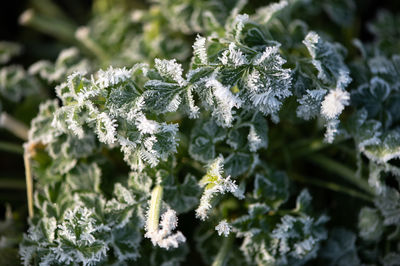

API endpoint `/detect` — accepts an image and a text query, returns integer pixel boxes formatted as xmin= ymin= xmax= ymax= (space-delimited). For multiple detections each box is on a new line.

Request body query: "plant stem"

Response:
xmin=147 ymin=185 xmax=163 ymax=233
xmin=75 ymin=27 xmax=109 ymax=63
xmin=23 ymin=147 xmax=34 ymax=218
xmin=0 ymin=112 xmax=28 ymax=140
xmin=212 ymin=234 xmax=234 ymax=266
xmin=19 ymin=9 xmax=77 ymax=44
xmin=0 ymin=141 xmax=23 ymax=154
xmin=291 ymin=174 xmax=373 ymax=202
xmin=307 ymin=155 xmax=375 ymax=195
xmin=30 ymin=0 xmax=73 ymax=23
xmin=290 ymin=139 xmax=330 ymax=158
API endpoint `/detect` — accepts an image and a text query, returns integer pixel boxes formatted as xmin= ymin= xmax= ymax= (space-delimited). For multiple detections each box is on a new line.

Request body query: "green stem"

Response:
xmin=31 ymin=0 xmax=73 ymax=23
xmin=0 ymin=141 xmax=23 ymax=154
xmin=212 ymin=234 xmax=234 ymax=266
xmin=75 ymin=27 xmax=109 ymax=64
xmin=0 ymin=112 xmax=28 ymax=140
xmin=19 ymin=9 xmax=77 ymax=44
xmin=307 ymin=155 xmax=375 ymax=195
xmin=290 ymin=139 xmax=330 ymax=158
xmin=147 ymin=185 xmax=163 ymax=233
xmin=291 ymin=174 xmax=373 ymax=202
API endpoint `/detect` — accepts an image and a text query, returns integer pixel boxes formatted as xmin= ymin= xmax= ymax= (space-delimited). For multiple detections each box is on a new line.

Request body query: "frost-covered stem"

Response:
xmin=291 ymin=174 xmax=373 ymax=202
xmin=307 ymin=155 xmax=375 ymax=195
xmin=0 ymin=112 xmax=28 ymax=141
xmin=75 ymin=27 xmax=109 ymax=63
xmin=147 ymin=185 xmax=163 ymax=233
xmin=19 ymin=9 xmax=76 ymax=44
xmin=0 ymin=141 xmax=23 ymax=154
xmin=23 ymin=146 xmax=34 ymax=218
xmin=212 ymin=234 xmax=234 ymax=266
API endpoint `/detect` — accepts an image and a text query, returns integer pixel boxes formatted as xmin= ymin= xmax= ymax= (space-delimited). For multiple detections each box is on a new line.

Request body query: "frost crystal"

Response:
xmin=215 ymin=220 xmax=232 ymax=237
xmin=145 ymin=208 xmax=186 ymax=250
xmin=324 ymin=119 xmax=340 ymax=143
xmin=321 ymin=88 xmax=350 ymax=119
xmin=219 ymin=43 xmax=248 ymax=67
xmin=196 ymin=156 xmax=242 ymax=220
xmin=193 ymin=35 xmax=208 ymax=65
xmin=233 ymin=14 xmax=249 ymax=39
xmin=96 ymin=66 xmax=132 ymax=88
xmin=154 ymin=59 xmax=187 ymax=86
xmin=96 ymin=112 xmax=117 ymax=144
xmin=206 ymin=79 xmax=242 ymax=127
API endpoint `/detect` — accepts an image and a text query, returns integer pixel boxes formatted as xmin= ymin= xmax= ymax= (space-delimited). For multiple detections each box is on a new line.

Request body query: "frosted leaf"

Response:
xmin=154 ymin=59 xmax=186 ymax=86
xmin=246 ymin=45 xmax=292 ymax=116
xmin=219 ymin=43 xmax=248 ymax=67
xmin=96 ymin=66 xmax=132 ymax=88
xmin=322 ymin=0 xmax=356 ymax=27
xmin=113 ymin=183 xmax=136 ymax=205
xmin=351 ymin=77 xmax=391 ymax=120
xmin=253 ymin=0 xmax=288 ymax=24
xmin=28 ymin=100 xmax=60 ymax=144
xmin=303 ymin=32 xmax=351 ymax=90
xmin=145 ymin=208 xmax=186 ymax=250
xmin=321 ymin=88 xmax=350 ymax=119
xmin=364 ymin=130 xmax=400 ymax=163
xmin=295 ymin=189 xmax=312 ymax=213
xmin=54 ymin=206 xmax=109 ymax=265
xmin=66 ymin=163 xmax=101 ymax=192
xmin=189 ymin=119 xmax=227 ymax=163
xmin=253 ymin=171 xmax=289 ymax=210
xmin=0 ymin=65 xmax=39 ymax=102
xmin=110 ymin=224 xmax=141 ymax=261
xmin=95 ymin=112 xmax=117 ymax=144
xmin=135 ymin=115 xmax=159 ymax=135
xmin=346 ymin=109 xmax=382 ymax=149
xmin=297 ymin=89 xmax=327 ymax=120
xmin=320 ymin=228 xmax=360 ymax=266
xmin=215 ymin=220 xmax=232 ymax=237
xmin=324 ymin=119 xmax=340 ymax=144
xmin=206 ymin=78 xmax=242 ymax=127
xmin=374 ymin=187 xmax=400 ymax=226
xmin=383 ymin=253 xmax=400 ymax=266
xmin=193 ymin=35 xmax=208 ymax=65
xmin=182 ymin=85 xmax=200 ymax=118
xmin=196 ymin=156 xmax=242 ymax=220
xmin=224 ymin=152 xmax=253 ymax=177
xmin=29 ymin=47 xmax=90 ymax=83
xmin=270 ymin=214 xmax=328 ymax=263
xmin=143 ymin=80 xmax=183 ymax=114
xmin=358 ymin=207 xmax=383 ymax=241
xmin=230 ymin=14 xmax=249 ymax=40
xmin=163 ymin=174 xmax=201 ymax=214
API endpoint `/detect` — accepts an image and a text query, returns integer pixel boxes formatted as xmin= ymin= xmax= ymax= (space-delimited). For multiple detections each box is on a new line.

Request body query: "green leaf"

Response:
xmin=163 ymin=174 xmax=201 ymax=214
xmin=303 ymin=31 xmax=351 ymax=90
xmin=374 ymin=187 xmax=400 ymax=226
xmin=224 ymin=152 xmax=253 ymax=177
xmin=66 ymin=163 xmax=101 ymax=192
xmin=358 ymin=207 xmax=383 ymax=241
xmin=320 ymin=228 xmax=360 ymax=266
xmin=253 ymin=170 xmax=289 ymax=210
xmin=189 ymin=119 xmax=227 ymax=163
xmin=364 ymin=130 xmax=400 ymax=163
